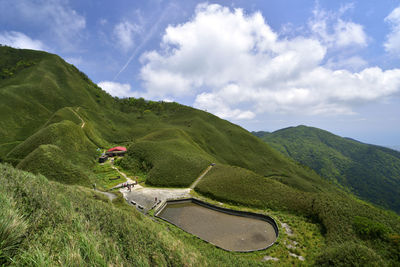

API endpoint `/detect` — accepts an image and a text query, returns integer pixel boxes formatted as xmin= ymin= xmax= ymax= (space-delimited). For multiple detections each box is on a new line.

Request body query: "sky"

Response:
xmin=1 ymin=0 xmax=400 ymax=146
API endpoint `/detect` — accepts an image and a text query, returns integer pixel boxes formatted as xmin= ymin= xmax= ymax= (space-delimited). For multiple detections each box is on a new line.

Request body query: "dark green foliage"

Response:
xmin=353 ymin=216 xmax=389 ymax=240
xmin=0 ymin=59 xmax=35 ymax=79
xmin=315 ymin=242 xmax=384 ymax=266
xmin=254 ymin=125 xmax=400 ymax=213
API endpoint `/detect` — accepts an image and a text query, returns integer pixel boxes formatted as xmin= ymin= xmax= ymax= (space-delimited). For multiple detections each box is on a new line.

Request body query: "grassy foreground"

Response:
xmin=1 ymin=163 xmax=270 ymax=266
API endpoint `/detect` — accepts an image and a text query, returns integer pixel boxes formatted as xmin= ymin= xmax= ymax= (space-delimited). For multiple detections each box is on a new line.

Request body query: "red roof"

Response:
xmin=107 ymin=146 xmax=127 ymax=152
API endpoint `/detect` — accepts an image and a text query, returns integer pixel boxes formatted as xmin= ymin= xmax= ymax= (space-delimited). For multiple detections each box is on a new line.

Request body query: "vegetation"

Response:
xmin=1 ymin=46 xmax=400 ymax=265
xmin=195 ymin=164 xmax=400 ymax=264
xmin=254 ymin=126 xmax=400 ymax=213
xmin=92 ymin=161 xmax=126 ymax=190
xmin=0 ymin=163 xmax=292 ymax=266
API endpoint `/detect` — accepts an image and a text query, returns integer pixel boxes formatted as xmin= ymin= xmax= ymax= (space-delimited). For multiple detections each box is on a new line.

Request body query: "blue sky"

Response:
xmin=1 ymin=0 xmax=400 ymax=146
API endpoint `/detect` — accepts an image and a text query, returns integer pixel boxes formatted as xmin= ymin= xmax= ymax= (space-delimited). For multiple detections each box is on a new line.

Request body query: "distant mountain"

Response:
xmin=389 ymin=146 xmax=400 ymax=152
xmin=253 ymin=126 xmax=400 ymax=213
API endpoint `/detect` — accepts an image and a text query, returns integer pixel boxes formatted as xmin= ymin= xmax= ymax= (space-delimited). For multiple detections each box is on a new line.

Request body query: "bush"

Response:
xmin=315 ymin=242 xmax=384 ymax=266
xmin=353 ymin=216 xmax=389 ymax=240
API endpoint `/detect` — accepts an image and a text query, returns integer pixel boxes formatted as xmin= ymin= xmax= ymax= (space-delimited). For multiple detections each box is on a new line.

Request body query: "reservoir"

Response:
xmin=155 ymin=198 xmax=278 ymax=252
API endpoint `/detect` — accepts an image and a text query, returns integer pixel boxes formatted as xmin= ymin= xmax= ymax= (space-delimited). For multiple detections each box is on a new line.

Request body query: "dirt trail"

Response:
xmin=190 ymin=165 xmax=213 ymax=189
xmin=70 ymin=107 xmax=85 ymax=128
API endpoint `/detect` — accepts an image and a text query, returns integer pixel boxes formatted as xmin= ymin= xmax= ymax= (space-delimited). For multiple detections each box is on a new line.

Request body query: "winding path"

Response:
xmin=69 ymin=107 xmax=85 ymax=128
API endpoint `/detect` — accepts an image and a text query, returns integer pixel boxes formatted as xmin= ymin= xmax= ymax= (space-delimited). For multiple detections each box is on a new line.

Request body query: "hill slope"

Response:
xmin=1 ymin=46 xmax=400 ymax=265
xmin=253 ymin=125 xmax=400 ymax=213
xmin=0 ymin=46 xmax=330 ymax=193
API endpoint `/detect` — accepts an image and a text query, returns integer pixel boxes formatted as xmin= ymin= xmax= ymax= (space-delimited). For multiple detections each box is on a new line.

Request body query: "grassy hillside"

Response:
xmin=1 ymin=163 xmax=278 ymax=266
xmin=195 ymin=164 xmax=400 ymax=265
xmin=253 ymin=126 xmax=400 ymax=213
xmin=0 ymin=46 xmax=330 ymax=192
xmin=1 ymin=46 xmax=400 ymax=265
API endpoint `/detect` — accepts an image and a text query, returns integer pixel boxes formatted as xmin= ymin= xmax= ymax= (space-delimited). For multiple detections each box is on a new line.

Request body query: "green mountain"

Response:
xmin=253 ymin=125 xmax=400 ymax=213
xmin=1 ymin=46 xmax=399 ymax=266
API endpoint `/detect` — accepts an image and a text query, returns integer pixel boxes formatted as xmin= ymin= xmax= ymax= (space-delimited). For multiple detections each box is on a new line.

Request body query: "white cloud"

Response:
xmin=139 ymin=4 xmax=400 ymax=120
xmin=309 ymin=5 xmax=367 ymax=48
xmin=114 ymin=20 xmax=141 ymax=51
xmin=98 ymin=81 xmax=135 ymax=98
xmin=325 ymin=56 xmax=368 ymax=71
xmin=0 ymin=31 xmax=46 ymax=50
xmin=384 ymin=6 xmax=400 ymax=56
xmin=194 ymin=92 xmax=255 ymax=120
xmin=65 ymin=56 xmax=82 ymax=66
xmin=1 ymin=0 xmax=86 ymax=50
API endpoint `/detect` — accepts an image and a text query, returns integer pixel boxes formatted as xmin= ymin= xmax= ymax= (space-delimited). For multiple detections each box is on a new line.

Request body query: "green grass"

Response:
xmin=92 ymin=162 xmax=126 ymax=190
xmin=0 ymin=163 xmax=289 ymax=266
xmin=254 ymin=125 xmax=400 ymax=213
xmin=17 ymin=144 xmax=92 ymax=186
xmin=0 ymin=193 xmax=28 ymax=265
xmin=1 ymin=46 xmax=400 ymax=265
xmin=195 ymin=164 xmax=400 ymax=265
xmin=7 ymin=120 xmax=97 ymax=166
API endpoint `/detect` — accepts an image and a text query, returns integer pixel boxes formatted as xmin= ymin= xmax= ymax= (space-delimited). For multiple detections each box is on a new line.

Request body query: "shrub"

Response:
xmin=315 ymin=242 xmax=384 ymax=266
xmin=353 ymin=216 xmax=389 ymax=240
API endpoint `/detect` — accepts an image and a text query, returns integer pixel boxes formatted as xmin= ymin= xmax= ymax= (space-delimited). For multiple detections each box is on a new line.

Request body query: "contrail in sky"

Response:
xmin=113 ymin=5 xmax=172 ymax=81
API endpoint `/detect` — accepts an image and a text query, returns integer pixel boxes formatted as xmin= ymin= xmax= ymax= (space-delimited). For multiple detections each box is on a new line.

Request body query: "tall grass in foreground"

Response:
xmin=0 ymin=194 xmax=27 ymax=265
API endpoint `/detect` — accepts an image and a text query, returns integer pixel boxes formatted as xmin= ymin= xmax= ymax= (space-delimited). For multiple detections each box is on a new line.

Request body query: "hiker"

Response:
xmin=155 ymin=197 xmax=157 ymax=202
xmin=93 ymin=183 xmax=96 ymax=190
xmin=136 ymin=177 xmax=138 ymax=184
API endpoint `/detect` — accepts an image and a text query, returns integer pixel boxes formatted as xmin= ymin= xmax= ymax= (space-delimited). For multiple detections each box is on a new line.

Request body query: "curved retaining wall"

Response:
xmin=155 ymin=198 xmax=279 ymax=252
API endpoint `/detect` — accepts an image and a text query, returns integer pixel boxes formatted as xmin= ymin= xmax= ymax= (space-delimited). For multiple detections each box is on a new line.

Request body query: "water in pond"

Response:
xmin=157 ymin=201 xmax=277 ymax=252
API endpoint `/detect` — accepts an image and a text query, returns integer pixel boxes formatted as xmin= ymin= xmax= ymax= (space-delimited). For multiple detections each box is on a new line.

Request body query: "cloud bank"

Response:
xmin=0 ymin=0 xmax=86 ymax=51
xmin=98 ymin=81 xmax=134 ymax=98
xmin=0 ymin=31 xmax=46 ymax=50
xmin=136 ymin=4 xmax=400 ymax=120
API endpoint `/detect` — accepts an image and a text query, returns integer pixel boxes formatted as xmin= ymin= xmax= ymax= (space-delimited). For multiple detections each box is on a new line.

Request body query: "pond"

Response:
xmin=155 ymin=199 xmax=278 ymax=252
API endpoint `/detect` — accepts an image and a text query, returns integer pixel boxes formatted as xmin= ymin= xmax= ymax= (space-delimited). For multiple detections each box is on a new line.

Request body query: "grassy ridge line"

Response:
xmin=0 ymin=46 xmax=115 ymax=147
xmin=254 ymin=125 xmax=400 ymax=213
xmin=0 ymin=163 xmax=270 ymax=266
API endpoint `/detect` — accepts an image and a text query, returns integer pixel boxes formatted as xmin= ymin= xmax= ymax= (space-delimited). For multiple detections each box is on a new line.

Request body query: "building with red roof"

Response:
xmin=106 ymin=146 xmax=127 ymax=157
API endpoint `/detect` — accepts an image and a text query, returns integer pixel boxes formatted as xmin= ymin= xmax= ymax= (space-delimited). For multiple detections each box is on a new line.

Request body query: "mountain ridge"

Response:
xmin=253 ymin=125 xmax=400 ymax=213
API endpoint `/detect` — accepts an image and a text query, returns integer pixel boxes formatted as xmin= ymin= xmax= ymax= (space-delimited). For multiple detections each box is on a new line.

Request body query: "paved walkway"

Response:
xmin=111 ymin=165 xmax=213 ymax=213
xmin=94 ymin=189 xmax=117 ymax=201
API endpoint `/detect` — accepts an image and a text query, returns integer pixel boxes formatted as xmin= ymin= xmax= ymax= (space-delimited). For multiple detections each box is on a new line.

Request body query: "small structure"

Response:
xmin=98 ymin=155 xmax=108 ymax=163
xmin=106 ymin=146 xmax=127 ymax=157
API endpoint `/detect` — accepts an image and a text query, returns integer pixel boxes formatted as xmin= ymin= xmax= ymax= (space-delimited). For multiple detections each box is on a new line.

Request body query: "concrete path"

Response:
xmin=95 ymin=189 xmax=117 ymax=201
xmin=110 ymin=165 xmax=213 ymax=213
